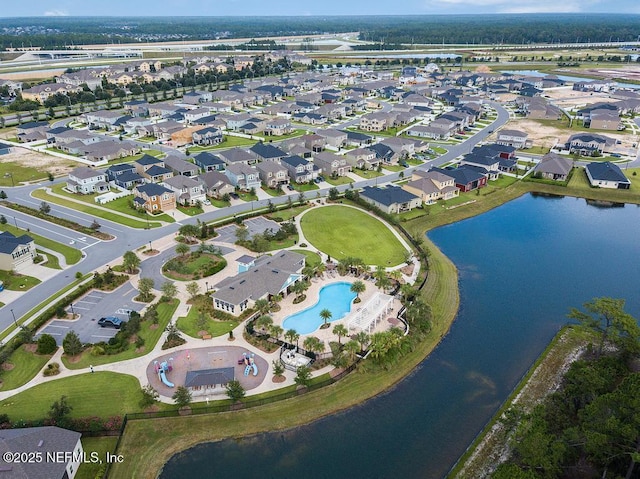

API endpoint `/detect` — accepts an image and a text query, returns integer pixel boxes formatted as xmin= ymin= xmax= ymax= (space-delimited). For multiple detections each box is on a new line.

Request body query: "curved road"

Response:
xmin=1 ymin=102 xmax=509 ymax=335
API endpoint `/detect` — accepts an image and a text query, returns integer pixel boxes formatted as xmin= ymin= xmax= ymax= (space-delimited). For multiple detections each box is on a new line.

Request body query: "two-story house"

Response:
xmin=281 ymin=155 xmax=319 ymax=184
xmin=198 ymin=171 xmax=235 ymax=199
xmin=314 ymin=152 xmax=351 ymax=177
xmin=225 ymin=164 xmax=261 ymax=191
xmin=133 ymin=183 xmax=176 ymax=213
xmin=403 ymin=169 xmax=460 ymax=204
xmin=162 ymin=175 xmax=206 ymax=205
xmin=66 ymin=167 xmax=108 ymax=194
xmin=134 ymin=155 xmax=173 ymax=182
xmin=163 ymin=155 xmax=199 ymax=177
xmin=256 ymin=161 xmax=290 ymax=189
xmin=193 ymin=152 xmax=225 ymax=172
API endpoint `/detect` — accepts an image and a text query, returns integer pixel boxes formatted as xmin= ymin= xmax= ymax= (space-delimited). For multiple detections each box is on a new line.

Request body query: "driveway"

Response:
xmin=37 ymin=282 xmax=143 ymax=345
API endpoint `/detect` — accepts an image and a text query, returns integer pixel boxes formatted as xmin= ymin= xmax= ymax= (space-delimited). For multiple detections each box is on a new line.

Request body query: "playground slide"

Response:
xmin=251 ymin=363 xmax=258 ymax=376
xmin=159 ymin=369 xmax=174 ymax=388
xmin=244 ymin=365 xmax=251 ymax=376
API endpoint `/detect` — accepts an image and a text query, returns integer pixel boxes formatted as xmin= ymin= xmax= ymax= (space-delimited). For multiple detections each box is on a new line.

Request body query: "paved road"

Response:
xmin=0 ymin=103 xmax=510 ymax=336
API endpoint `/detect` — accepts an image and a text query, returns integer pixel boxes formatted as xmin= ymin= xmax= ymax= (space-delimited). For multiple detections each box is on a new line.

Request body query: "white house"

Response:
xmin=66 ymin=167 xmax=108 ymax=194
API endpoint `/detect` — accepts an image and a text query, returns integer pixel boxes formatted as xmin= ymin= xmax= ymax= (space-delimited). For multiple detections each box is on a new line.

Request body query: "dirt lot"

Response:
xmin=2 ymin=147 xmax=77 ymax=177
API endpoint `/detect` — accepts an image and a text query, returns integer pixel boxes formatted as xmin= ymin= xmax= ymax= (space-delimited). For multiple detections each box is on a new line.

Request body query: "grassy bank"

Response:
xmin=451 ymin=326 xmax=593 ymax=478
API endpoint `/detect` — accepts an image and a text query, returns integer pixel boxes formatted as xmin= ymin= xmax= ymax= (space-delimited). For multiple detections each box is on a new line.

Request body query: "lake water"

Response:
xmin=160 ymin=194 xmax=640 ymax=479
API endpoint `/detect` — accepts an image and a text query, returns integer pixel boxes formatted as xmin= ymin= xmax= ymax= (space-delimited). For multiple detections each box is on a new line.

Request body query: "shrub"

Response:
xmin=90 ymin=345 xmax=105 ymax=356
xmin=36 ymin=334 xmax=58 ymax=355
xmin=43 ymin=362 xmax=60 ymax=377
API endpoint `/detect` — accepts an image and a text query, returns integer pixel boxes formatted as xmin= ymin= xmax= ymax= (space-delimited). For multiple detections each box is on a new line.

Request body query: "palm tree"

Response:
xmin=344 ymin=340 xmax=360 ymax=363
xmin=319 ymin=308 xmax=332 ymax=329
xmin=302 ymin=265 xmax=316 ymax=279
xmin=269 ymin=325 xmax=284 ymax=341
xmin=355 ymin=331 xmax=370 ymax=352
xmin=254 ymin=298 xmax=270 ymax=315
xmin=400 ymin=283 xmax=418 ymax=302
xmin=285 ymin=329 xmax=300 ymax=349
xmin=303 ymin=336 xmax=324 ymax=355
xmin=350 ymin=280 xmax=366 ymax=301
xmin=316 ymin=263 xmax=326 ymax=278
xmin=292 ymin=280 xmax=307 ymax=300
xmin=332 ymin=324 xmax=348 ymax=345
xmin=389 ymin=269 xmax=402 ymax=285
xmin=255 ymin=315 xmax=273 ymax=334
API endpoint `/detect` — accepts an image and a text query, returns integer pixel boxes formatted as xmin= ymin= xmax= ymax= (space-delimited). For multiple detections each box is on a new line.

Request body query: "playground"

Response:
xmin=146 ymin=346 xmax=268 ymax=398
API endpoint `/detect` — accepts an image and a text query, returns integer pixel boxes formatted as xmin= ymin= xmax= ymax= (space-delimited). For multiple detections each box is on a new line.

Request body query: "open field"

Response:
xmin=300 ymin=205 xmax=407 ymax=266
xmin=0 ymin=149 xmax=76 ymax=185
xmin=0 ymin=345 xmax=52 ymax=391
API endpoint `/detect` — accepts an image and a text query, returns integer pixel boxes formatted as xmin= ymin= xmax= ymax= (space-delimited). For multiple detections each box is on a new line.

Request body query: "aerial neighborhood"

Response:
xmin=0 ymin=25 xmax=639 ymax=479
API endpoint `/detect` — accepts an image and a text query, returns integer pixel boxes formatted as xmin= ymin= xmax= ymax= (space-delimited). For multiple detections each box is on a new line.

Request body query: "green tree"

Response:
xmin=175 ymin=243 xmax=190 ymax=257
xmin=569 ymin=297 xmax=640 ymax=358
xmin=297 ymin=192 xmax=305 ymax=206
xmin=285 ymin=329 xmax=300 ymax=347
xmin=172 ymin=386 xmax=192 ymax=408
xmin=292 ymin=280 xmax=307 ymax=300
xmin=139 ymin=384 xmax=159 ymax=409
xmin=0 ymin=215 xmax=6 ymax=225
xmin=122 ymin=250 xmax=140 ymax=274
xmin=39 ymin=201 xmax=51 ymax=214
xmin=269 ymin=324 xmax=284 ymax=341
xmin=355 ymin=331 xmax=370 ymax=352
xmin=332 ymin=324 xmax=348 ymax=345
xmin=319 ymin=308 xmax=332 ymax=328
xmin=48 ymin=395 xmax=73 ymax=424
xmin=160 ymin=281 xmax=178 ymax=301
xmin=235 ymin=226 xmax=249 ymax=243
xmin=344 ymin=340 xmax=360 ymax=363
xmin=254 ymin=298 xmax=270 ymax=315
xmin=294 ymin=365 xmax=312 ymax=388
xmin=272 ymin=359 xmax=285 ymax=377
xmin=255 ymin=315 xmax=273 ymax=333
xmin=186 ymin=281 xmax=200 ymax=300
xmin=225 ymin=379 xmax=246 ymax=402
xmin=303 ymin=336 xmax=324 ymax=355
xmin=138 ymin=277 xmax=155 ymax=302
xmin=0 ymin=191 xmax=6 ymax=200
xmin=350 ymin=280 xmax=366 ymax=301
xmin=328 ymin=187 xmax=339 ymax=201
xmin=178 ymin=224 xmax=199 ymax=242
xmin=36 ymin=334 xmax=58 ymax=354
xmin=62 ymin=331 xmax=83 ymax=356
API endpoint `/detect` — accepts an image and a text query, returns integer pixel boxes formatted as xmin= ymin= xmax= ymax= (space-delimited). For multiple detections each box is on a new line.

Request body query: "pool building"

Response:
xmin=211 ymin=250 xmax=305 ymax=315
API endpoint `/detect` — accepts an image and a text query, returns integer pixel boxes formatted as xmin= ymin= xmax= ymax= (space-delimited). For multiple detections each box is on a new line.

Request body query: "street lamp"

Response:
xmin=148 ymin=240 xmax=152 ymax=252
xmin=12 ymin=216 xmax=17 ymax=228
xmin=69 ymin=303 xmax=75 ymax=318
xmin=205 ymin=281 xmax=209 ymax=292
xmin=10 ymin=309 xmax=17 ymax=328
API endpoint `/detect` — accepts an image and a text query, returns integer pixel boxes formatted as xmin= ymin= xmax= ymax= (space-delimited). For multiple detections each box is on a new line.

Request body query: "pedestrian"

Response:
xmin=90 ymin=365 xmax=94 ymax=373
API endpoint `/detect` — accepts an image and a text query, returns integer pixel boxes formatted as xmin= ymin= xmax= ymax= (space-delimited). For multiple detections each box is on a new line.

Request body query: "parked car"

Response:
xmin=287 ymin=184 xmax=295 ymax=191
xmin=98 ymin=316 xmax=124 ymax=329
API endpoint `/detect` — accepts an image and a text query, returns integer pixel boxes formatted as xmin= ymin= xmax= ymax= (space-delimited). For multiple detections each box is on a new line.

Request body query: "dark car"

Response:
xmin=98 ymin=316 xmax=124 ymax=329
xmin=287 ymin=184 xmax=295 ymax=191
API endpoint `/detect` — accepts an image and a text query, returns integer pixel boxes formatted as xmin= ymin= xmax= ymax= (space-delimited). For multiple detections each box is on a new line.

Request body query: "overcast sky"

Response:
xmin=2 ymin=0 xmax=638 ymax=17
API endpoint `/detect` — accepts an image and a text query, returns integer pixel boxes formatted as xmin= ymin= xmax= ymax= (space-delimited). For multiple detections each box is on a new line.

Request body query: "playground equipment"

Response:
xmin=242 ymin=352 xmax=258 ymax=376
xmin=155 ymin=359 xmax=174 ymax=388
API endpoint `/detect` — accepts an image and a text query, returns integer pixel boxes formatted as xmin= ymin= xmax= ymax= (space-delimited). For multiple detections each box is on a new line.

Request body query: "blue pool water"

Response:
xmin=282 ymin=282 xmax=356 ymax=335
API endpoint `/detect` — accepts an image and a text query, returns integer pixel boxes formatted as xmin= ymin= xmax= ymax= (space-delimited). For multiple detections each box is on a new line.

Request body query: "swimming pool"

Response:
xmin=282 ymin=282 xmax=356 ymax=335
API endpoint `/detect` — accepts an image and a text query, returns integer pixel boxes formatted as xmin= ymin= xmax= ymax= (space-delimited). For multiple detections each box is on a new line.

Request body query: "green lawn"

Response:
xmin=300 ymin=205 xmax=407 ymax=266
xmin=266 ymin=204 xmax=310 ymax=222
xmin=0 ymin=224 xmax=81 ymax=265
xmin=190 ymin=135 xmax=255 ymax=151
xmin=383 ymin=164 xmax=405 ymax=172
xmin=177 ymin=205 xmax=204 ymax=216
xmin=31 ymin=188 xmax=164 ymax=229
xmin=0 ymin=161 xmax=51 ymax=187
xmin=37 ymin=250 xmax=61 ymax=269
xmin=0 ymin=270 xmax=40 ymax=290
xmin=238 ymin=192 xmax=258 ymax=202
xmin=210 ymin=199 xmax=231 ymax=208
xmin=176 ymin=306 xmax=238 ymax=339
xmin=261 ymin=186 xmax=285 ymax=197
xmin=351 ymin=169 xmax=383 ymax=179
xmin=290 ymin=249 xmax=322 ymax=267
xmin=163 ymin=254 xmax=225 ymax=281
xmin=252 ymin=129 xmax=306 ymax=141
xmin=106 ymin=149 xmax=164 ymax=165
xmin=0 ymin=372 xmax=143 ymax=421
xmin=291 ymin=182 xmax=319 ymax=192
xmin=62 ymin=300 xmax=179 ymax=370
xmin=76 ymin=437 xmax=118 ymax=479
xmin=324 ymin=176 xmax=353 ymax=186
xmin=0 ymin=345 xmax=52 ymax=391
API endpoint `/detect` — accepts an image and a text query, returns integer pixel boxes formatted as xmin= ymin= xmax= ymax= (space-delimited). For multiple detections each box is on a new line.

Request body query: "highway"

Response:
xmin=0 ymin=102 xmax=510 ymax=335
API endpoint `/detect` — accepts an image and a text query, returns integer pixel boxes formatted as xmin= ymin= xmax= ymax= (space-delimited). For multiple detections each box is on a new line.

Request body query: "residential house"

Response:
xmin=193 ymin=152 xmax=225 ymax=172
xmin=281 ymin=155 xmax=319 ymax=183
xmin=403 ymin=169 xmax=459 ymax=204
xmin=212 ymin=250 xmax=305 ymax=315
xmin=459 ymin=152 xmax=501 ymax=173
xmin=566 ymin=133 xmax=615 ymax=156
xmin=588 ymin=109 xmax=622 ymax=131
xmin=66 ymin=167 xmax=108 ymax=194
xmin=585 ymin=162 xmax=631 ymax=189
xmin=82 ymin=140 xmax=140 ymax=163
xmin=292 ymin=112 xmax=327 ymax=125
xmin=192 ymin=127 xmax=223 ymax=146
xmin=345 ymin=148 xmax=378 ymax=170
xmin=314 ymin=152 xmax=351 ymax=177
xmin=256 ymin=161 xmax=290 ymax=189
xmin=533 ymin=153 xmax=573 ymax=181
xmin=316 ymin=129 xmax=348 ymax=149
xmin=0 ymin=426 xmax=83 ymax=479
xmin=134 ymin=155 xmax=173 ymax=182
xmin=198 ymin=171 xmax=235 ymax=199
xmin=431 ymin=166 xmax=487 ymax=192
xmin=249 ymin=143 xmax=288 ymax=163
xmin=360 ymin=186 xmax=422 ymax=214
xmin=359 ymin=112 xmax=391 ymax=132
xmin=497 ymin=129 xmax=529 ymax=149
xmin=218 ymin=147 xmax=256 ymax=166
xmin=163 ymin=175 xmax=206 ymax=205
xmin=163 ymin=155 xmax=199 ymax=177
xmin=0 ymin=231 xmax=36 ymax=271
xmin=302 ymin=134 xmax=326 ymax=152
xmin=264 ymin=118 xmax=294 ymax=136
xmin=21 ymin=83 xmax=81 ymax=102
xmin=345 ymin=130 xmax=373 ymax=147
xmin=225 ymin=164 xmax=260 ymax=191
xmin=133 ymin=183 xmax=176 ymax=212
xmin=366 ymin=143 xmax=397 ymax=165
xmin=106 ymin=163 xmax=145 ymax=188
xmin=16 ymin=121 xmax=50 ymax=142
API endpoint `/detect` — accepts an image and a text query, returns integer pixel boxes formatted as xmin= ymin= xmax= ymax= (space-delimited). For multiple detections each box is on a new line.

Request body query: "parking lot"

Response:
xmin=214 ymin=217 xmax=281 ymax=244
xmin=38 ymin=283 xmax=143 ymax=345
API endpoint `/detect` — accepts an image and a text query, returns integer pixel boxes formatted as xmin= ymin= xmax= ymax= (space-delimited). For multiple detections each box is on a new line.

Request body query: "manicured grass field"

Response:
xmin=62 ymin=300 xmax=179 ymax=370
xmin=351 ymin=169 xmax=383 ymax=179
xmin=37 ymin=250 xmax=61 ymax=269
xmin=76 ymin=436 xmax=118 ymax=479
xmin=324 ymin=176 xmax=354 ymax=186
xmin=266 ymin=204 xmax=310 ymax=222
xmin=290 ymin=249 xmax=322 ymax=267
xmin=0 ymin=224 xmax=81 ymax=265
xmin=300 ymin=205 xmax=407 ymax=266
xmin=177 ymin=205 xmax=204 ymax=216
xmin=0 ymin=372 xmax=143 ymax=421
xmin=0 ymin=345 xmax=52 ymax=391
xmin=190 ymin=135 xmax=254 ymax=151
xmin=176 ymin=306 xmax=238 ymax=339
xmin=0 ymin=270 xmax=40 ymax=290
